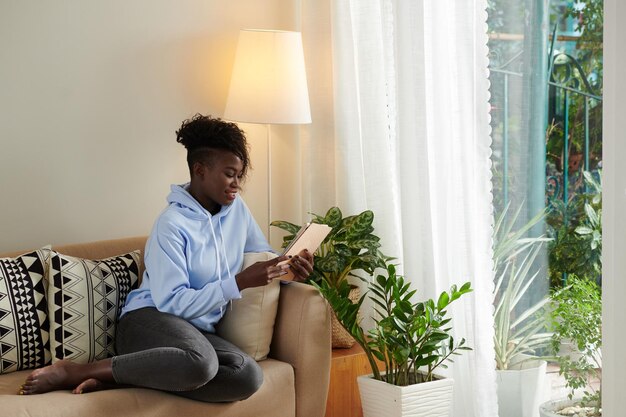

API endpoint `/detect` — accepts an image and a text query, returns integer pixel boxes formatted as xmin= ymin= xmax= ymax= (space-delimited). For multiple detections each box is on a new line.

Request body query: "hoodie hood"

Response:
xmin=166 ymin=183 xmax=234 ymax=220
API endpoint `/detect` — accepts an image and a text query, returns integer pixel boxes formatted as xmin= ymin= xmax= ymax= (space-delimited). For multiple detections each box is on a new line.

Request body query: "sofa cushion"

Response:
xmin=216 ymin=252 xmax=280 ymax=361
xmin=0 ymin=248 xmax=52 ymax=374
xmin=0 ymin=359 xmax=295 ymax=417
xmin=48 ymin=251 xmax=140 ymax=363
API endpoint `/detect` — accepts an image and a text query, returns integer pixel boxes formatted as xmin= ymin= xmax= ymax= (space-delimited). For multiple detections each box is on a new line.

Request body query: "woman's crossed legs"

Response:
xmin=21 ymin=307 xmax=263 ymax=402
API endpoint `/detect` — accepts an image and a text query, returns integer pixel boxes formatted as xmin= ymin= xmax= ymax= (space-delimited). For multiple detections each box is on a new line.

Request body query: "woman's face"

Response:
xmin=190 ymin=150 xmax=244 ymax=214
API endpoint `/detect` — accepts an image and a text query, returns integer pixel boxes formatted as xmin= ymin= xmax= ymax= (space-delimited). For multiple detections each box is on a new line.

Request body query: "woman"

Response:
xmin=20 ymin=114 xmax=314 ymax=402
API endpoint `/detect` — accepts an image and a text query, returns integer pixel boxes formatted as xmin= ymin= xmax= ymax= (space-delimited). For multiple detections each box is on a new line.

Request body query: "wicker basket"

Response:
xmin=331 ymin=286 xmax=360 ymax=348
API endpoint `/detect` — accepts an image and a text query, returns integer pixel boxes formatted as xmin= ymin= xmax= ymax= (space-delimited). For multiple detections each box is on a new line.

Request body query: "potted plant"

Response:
xmin=540 ymin=276 xmax=602 ymax=417
xmin=315 ymin=261 xmax=472 ymax=417
xmin=271 ymin=206 xmax=389 ymax=347
xmin=492 ymin=205 xmax=553 ymax=417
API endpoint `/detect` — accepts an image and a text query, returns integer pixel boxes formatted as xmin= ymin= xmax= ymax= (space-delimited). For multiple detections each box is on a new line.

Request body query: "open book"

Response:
xmin=278 ymin=222 xmax=331 ymax=281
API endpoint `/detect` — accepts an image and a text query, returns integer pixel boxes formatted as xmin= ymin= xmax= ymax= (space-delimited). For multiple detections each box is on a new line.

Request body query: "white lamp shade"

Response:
xmin=224 ymin=30 xmax=311 ymax=124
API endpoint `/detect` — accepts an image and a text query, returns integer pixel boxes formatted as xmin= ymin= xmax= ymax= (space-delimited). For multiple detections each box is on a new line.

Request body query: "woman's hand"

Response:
xmin=288 ymin=249 xmax=314 ymax=282
xmin=235 ymin=255 xmax=290 ymax=291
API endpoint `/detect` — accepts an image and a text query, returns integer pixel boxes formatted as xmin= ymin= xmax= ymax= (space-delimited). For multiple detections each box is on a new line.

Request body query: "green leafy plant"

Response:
xmin=548 ymin=275 xmax=602 ymax=411
xmin=315 ymin=262 xmax=472 ymax=386
xmin=573 ymin=171 xmax=602 ymax=276
xmin=493 ymin=204 xmax=553 ymax=370
xmin=547 ymin=170 xmax=602 ymax=287
xmin=271 ymin=207 xmax=389 ymax=287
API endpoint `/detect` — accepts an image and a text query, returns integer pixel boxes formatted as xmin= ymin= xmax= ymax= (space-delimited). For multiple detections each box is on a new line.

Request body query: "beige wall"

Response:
xmin=601 ymin=0 xmax=626 ymax=414
xmin=0 ymin=0 xmax=303 ymax=252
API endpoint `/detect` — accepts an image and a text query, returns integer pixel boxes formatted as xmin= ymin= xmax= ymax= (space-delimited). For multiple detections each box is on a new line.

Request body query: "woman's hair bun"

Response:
xmin=175 ymin=113 xmax=250 ymax=177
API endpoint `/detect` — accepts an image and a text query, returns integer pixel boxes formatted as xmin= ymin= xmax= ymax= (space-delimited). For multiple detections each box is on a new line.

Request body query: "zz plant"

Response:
xmin=315 ymin=262 xmax=472 ymax=386
xmin=271 ymin=207 xmax=389 ymax=287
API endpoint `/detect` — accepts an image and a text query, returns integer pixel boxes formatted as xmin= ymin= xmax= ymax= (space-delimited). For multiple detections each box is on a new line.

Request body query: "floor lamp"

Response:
xmin=223 ymin=29 xmax=312 ymax=245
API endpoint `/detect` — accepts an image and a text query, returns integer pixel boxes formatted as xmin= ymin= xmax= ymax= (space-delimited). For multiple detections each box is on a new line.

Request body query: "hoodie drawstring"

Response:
xmin=207 ymin=216 xmax=233 ymax=282
xmin=218 ymin=219 xmax=232 ymax=281
xmin=207 ymin=218 xmax=222 ymax=284
xmin=208 ymin=216 xmax=234 ymax=315
xmin=218 ymin=220 xmax=234 ymax=312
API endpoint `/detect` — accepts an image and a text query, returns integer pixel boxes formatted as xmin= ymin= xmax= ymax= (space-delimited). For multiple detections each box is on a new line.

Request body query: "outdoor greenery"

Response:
xmin=545 ymin=1 xmax=604 ymax=292
xmin=316 ymin=262 xmax=472 ymax=386
xmin=487 ymin=1 xmax=604 ymax=216
xmin=546 ymin=171 xmax=602 ymax=287
xmin=271 ymin=207 xmax=390 ymax=288
xmin=546 ymin=0 xmax=603 ymax=215
xmin=548 ymin=275 xmax=602 ymax=411
xmin=563 ymin=0 xmax=603 ymax=88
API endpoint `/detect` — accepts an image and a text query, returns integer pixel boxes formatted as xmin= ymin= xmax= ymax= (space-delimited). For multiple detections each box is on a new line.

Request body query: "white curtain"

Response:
xmin=303 ymin=1 xmax=498 ymax=416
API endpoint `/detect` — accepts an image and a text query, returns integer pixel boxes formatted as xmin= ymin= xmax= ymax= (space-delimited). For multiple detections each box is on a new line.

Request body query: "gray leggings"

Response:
xmin=111 ymin=307 xmax=263 ymax=403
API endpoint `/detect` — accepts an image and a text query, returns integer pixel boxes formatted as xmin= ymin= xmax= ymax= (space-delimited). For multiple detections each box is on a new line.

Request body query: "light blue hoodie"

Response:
xmin=121 ymin=183 xmax=273 ymax=332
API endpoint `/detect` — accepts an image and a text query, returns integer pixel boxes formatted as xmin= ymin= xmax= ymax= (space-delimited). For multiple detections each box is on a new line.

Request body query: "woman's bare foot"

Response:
xmin=72 ymin=378 xmax=109 ymax=394
xmin=73 ymin=378 xmax=127 ymax=394
xmin=21 ymin=360 xmax=80 ymax=394
xmin=20 ymin=359 xmax=114 ymax=395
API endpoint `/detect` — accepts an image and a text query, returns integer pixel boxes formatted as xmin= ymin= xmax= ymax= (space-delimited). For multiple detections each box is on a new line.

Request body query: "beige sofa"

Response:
xmin=0 ymin=237 xmax=332 ymax=417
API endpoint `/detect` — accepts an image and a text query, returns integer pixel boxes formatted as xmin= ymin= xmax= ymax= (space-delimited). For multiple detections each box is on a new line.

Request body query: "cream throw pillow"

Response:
xmin=215 ymin=252 xmax=279 ymax=361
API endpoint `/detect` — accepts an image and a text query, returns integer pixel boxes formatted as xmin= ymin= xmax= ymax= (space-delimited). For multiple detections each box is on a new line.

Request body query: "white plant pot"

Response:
xmin=496 ymin=356 xmax=549 ymax=417
xmin=357 ymin=373 xmax=454 ymax=417
xmin=539 ymin=398 xmax=600 ymax=417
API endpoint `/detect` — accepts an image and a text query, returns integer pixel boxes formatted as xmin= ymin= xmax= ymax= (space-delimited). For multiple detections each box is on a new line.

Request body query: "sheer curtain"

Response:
xmin=309 ymin=1 xmax=499 ymax=416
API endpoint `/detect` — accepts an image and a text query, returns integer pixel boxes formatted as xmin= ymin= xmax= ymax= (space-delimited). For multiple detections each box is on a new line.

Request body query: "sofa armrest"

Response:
xmin=270 ymin=282 xmax=331 ymax=417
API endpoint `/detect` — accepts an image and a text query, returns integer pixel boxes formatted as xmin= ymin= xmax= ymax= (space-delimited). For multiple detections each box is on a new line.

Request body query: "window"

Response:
xmin=488 ymin=0 xmax=603 ymax=415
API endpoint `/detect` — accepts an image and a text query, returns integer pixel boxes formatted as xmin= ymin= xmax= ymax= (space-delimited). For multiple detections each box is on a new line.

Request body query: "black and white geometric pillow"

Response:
xmin=0 ymin=248 xmax=52 ymax=374
xmin=48 ymin=251 xmax=140 ymax=364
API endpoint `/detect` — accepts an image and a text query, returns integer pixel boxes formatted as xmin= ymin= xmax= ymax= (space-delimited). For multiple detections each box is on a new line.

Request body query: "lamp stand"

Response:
xmin=266 ymin=123 xmax=272 ymax=246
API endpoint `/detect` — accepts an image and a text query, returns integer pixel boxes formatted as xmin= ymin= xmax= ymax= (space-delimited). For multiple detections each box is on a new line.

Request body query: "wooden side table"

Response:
xmin=324 ymin=344 xmax=382 ymax=417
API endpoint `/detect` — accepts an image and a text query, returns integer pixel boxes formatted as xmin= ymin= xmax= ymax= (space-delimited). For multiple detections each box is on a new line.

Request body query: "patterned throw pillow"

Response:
xmin=0 ymin=248 xmax=52 ymax=374
xmin=48 ymin=251 xmax=140 ymax=364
